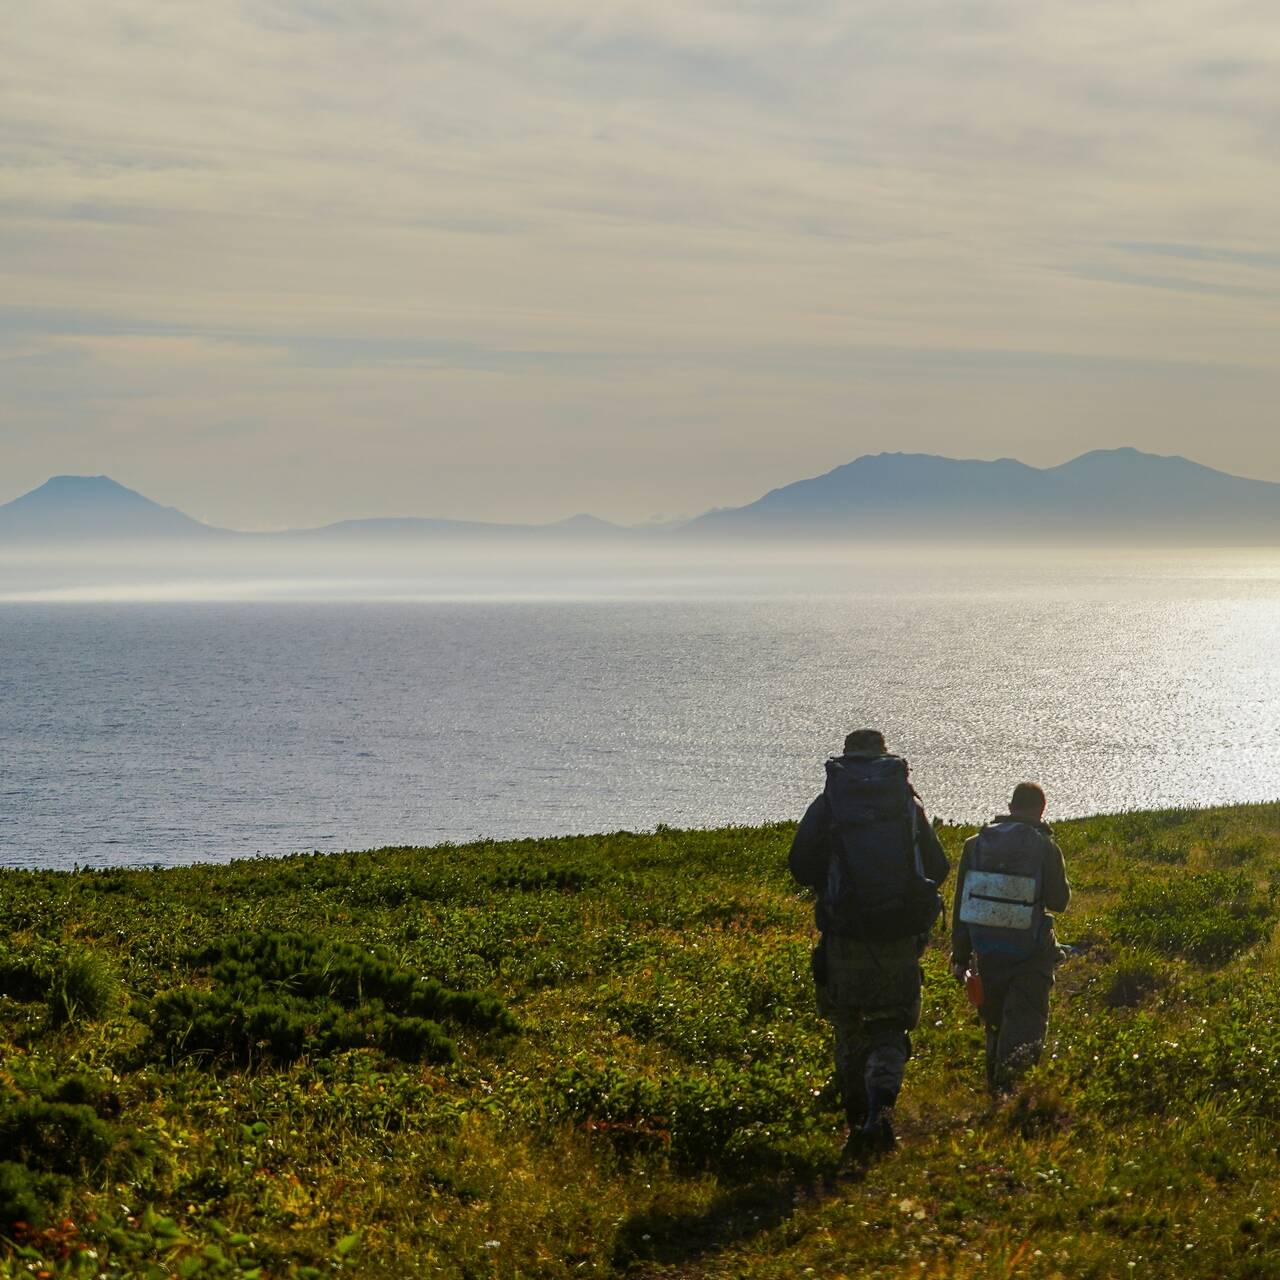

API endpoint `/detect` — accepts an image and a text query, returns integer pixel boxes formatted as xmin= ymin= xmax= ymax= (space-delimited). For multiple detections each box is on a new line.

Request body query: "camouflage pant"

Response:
xmin=815 ymin=933 xmax=923 ymax=1124
xmin=976 ymin=953 xmax=1055 ymax=1095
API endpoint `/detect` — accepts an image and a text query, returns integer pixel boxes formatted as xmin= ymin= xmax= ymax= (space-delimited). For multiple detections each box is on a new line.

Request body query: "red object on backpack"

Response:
xmin=964 ymin=968 xmax=984 ymax=1008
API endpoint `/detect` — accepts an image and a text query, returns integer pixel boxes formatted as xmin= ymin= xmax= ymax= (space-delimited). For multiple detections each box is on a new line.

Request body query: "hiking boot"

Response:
xmin=862 ymin=1108 xmax=896 ymax=1154
xmin=859 ymin=1087 xmax=898 ymax=1156
xmin=839 ymin=1110 xmax=895 ymax=1167
xmin=839 ymin=1127 xmax=869 ymax=1166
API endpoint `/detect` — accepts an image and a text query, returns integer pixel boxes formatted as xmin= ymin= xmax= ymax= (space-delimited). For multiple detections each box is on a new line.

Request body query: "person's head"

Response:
xmin=1009 ymin=781 xmax=1047 ymax=821
xmin=843 ymin=728 xmax=887 ymax=757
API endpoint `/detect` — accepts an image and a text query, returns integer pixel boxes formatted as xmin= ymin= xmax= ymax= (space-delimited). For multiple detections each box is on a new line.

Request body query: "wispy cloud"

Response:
xmin=1116 ymin=242 xmax=1280 ymax=271
xmin=4 ymin=0 xmax=1280 ymax=523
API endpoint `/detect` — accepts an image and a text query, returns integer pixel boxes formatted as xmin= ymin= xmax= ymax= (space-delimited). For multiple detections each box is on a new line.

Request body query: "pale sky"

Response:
xmin=5 ymin=0 xmax=1280 ymax=528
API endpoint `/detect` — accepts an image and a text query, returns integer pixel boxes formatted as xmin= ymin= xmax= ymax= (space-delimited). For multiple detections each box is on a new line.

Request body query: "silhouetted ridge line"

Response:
xmin=4 ymin=448 xmax=1280 ymax=544
xmin=681 ymin=447 xmax=1280 ymax=543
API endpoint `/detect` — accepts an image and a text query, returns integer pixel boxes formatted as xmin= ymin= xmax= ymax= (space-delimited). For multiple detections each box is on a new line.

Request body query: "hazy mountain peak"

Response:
xmin=548 ymin=513 xmax=619 ymax=531
xmin=1054 ymin=446 xmax=1187 ymax=468
xmin=685 ymin=446 xmax=1280 ymax=542
xmin=830 ymin=450 xmax=1040 ymax=477
xmin=19 ymin=473 xmax=171 ymax=503
xmin=42 ymin=472 xmax=130 ymax=489
xmin=20 ymin=473 xmax=151 ymax=504
xmin=0 ymin=473 xmax=222 ymax=541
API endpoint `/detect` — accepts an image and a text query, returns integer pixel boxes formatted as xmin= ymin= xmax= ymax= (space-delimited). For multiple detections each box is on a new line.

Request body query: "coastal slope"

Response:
xmin=2 ymin=806 xmax=1280 ymax=1275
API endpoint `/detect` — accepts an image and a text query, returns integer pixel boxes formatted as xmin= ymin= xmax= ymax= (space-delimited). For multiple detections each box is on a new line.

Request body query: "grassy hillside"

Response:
xmin=3 ymin=806 xmax=1280 ymax=1278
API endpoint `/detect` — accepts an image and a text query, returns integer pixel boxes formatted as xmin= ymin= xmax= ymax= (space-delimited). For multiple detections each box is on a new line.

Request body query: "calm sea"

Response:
xmin=3 ymin=550 xmax=1280 ymax=868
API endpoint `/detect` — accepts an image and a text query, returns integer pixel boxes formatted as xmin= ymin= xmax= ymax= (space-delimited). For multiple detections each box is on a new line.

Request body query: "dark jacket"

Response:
xmin=950 ymin=816 xmax=1070 ymax=968
xmin=788 ymin=754 xmax=950 ymax=934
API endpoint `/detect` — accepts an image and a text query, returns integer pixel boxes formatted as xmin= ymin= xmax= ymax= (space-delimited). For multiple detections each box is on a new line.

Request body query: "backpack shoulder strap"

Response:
xmin=906 ymin=795 xmax=926 ymax=877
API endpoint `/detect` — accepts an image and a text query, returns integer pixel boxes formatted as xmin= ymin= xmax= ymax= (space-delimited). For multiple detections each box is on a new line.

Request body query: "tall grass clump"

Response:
xmin=45 ymin=948 xmax=119 ymax=1027
xmin=0 ymin=944 xmax=119 ymax=1027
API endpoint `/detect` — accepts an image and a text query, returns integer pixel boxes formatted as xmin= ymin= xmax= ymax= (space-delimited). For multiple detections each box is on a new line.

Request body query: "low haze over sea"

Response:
xmin=3 ymin=548 xmax=1279 ymax=869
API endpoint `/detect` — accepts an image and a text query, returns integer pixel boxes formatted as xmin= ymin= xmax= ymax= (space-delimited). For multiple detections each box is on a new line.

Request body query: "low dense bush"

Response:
xmin=600 ymin=941 xmax=813 ymax=1062
xmin=1097 ymin=950 xmax=1166 ymax=1009
xmin=146 ymin=930 xmax=517 ymax=1067
xmin=0 ymin=1161 xmax=63 ymax=1231
xmin=0 ymin=951 xmax=47 ymax=1003
xmin=1105 ymin=872 xmax=1274 ymax=962
xmin=0 ymin=1098 xmax=118 ymax=1175
xmin=546 ymin=1055 xmax=828 ymax=1173
xmin=148 ymin=987 xmax=457 ymax=1067
xmin=0 ymin=1074 xmax=148 ymax=1231
xmin=204 ymin=932 xmax=516 ymax=1029
xmin=1067 ymin=978 xmax=1280 ymax=1121
xmin=487 ymin=866 xmax=596 ymax=893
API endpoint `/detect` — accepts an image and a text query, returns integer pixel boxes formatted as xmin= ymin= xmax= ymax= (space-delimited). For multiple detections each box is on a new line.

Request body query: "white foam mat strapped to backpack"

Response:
xmin=958 ymin=870 xmax=1038 ymax=931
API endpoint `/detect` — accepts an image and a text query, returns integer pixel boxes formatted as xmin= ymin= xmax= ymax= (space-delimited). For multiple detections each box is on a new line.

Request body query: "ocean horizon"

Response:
xmin=4 ymin=547 xmax=1280 ymax=869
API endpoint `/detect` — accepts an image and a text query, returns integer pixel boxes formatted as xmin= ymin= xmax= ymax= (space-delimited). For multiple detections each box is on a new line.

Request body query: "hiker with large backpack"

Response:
xmin=950 ymin=782 xmax=1070 ymax=1096
xmin=789 ymin=729 xmax=949 ymax=1158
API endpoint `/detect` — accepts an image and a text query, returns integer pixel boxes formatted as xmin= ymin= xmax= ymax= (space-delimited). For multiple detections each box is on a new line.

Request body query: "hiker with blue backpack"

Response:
xmin=950 ymin=782 xmax=1071 ymax=1097
xmin=789 ymin=729 xmax=950 ymax=1158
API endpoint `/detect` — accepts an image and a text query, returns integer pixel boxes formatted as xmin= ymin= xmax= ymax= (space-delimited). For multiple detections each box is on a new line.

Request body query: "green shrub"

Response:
xmin=0 ymin=952 xmax=47 ymax=1003
xmin=488 ymin=866 xmax=595 ymax=893
xmin=147 ymin=986 xmax=454 ymax=1067
xmin=45 ymin=949 xmax=118 ymax=1026
xmin=1098 ymin=951 xmax=1165 ymax=1008
xmin=42 ymin=1073 xmax=121 ymax=1117
xmin=545 ymin=1056 xmax=824 ymax=1173
xmin=0 ymin=1098 xmax=117 ymax=1176
xmin=0 ymin=1074 xmax=146 ymax=1234
xmin=0 ymin=1160 xmax=65 ymax=1231
xmin=1211 ymin=836 xmax=1268 ymax=868
xmin=1068 ymin=977 xmax=1280 ymax=1119
xmin=383 ymin=1015 xmax=457 ymax=1063
xmin=196 ymin=931 xmax=517 ymax=1032
xmin=146 ymin=930 xmax=517 ymax=1068
xmin=1106 ymin=873 xmax=1274 ymax=962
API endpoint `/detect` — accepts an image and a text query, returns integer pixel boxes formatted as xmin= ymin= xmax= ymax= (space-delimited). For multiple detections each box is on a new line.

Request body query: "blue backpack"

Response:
xmin=821 ymin=754 xmax=942 ymax=941
xmin=958 ymin=821 xmax=1048 ymax=961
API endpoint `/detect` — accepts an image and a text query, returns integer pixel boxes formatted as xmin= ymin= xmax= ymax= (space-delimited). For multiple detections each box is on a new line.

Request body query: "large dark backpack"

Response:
xmin=958 ymin=821 xmax=1048 ymax=962
xmin=821 ymin=754 xmax=942 ymax=942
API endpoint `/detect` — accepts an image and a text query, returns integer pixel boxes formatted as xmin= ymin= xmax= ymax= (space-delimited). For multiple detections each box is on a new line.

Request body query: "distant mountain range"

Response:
xmin=683 ymin=447 xmax=1280 ymax=542
xmin=0 ymin=476 xmax=634 ymax=545
xmin=4 ymin=448 xmax=1280 ymax=545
